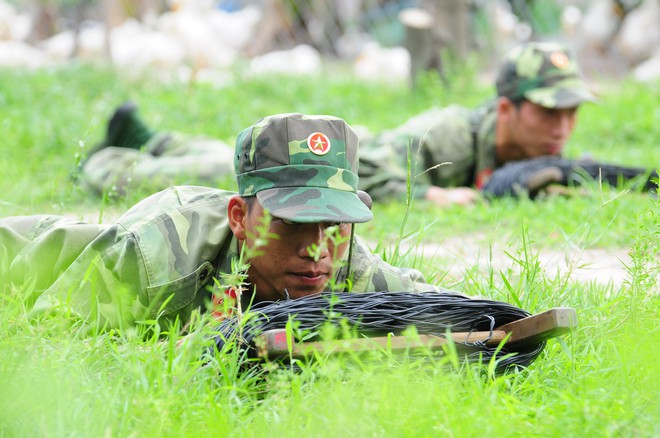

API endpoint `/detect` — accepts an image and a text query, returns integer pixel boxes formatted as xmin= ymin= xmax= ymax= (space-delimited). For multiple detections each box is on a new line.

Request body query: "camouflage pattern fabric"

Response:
xmin=235 ymin=113 xmax=372 ymax=223
xmin=81 ymin=131 xmax=236 ymax=195
xmin=1 ymin=186 xmax=450 ymax=330
xmin=0 ymin=215 xmax=108 ymax=293
xmin=495 ymin=41 xmax=596 ymax=109
xmin=482 ymin=156 xmax=659 ymax=198
xmin=357 ymin=101 xmax=498 ymax=201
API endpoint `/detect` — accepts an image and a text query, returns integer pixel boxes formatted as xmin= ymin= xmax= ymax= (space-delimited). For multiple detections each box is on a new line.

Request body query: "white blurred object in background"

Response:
xmin=249 ymin=44 xmax=322 ymax=76
xmin=633 ymin=48 xmax=660 ymax=82
xmin=353 ymin=41 xmax=410 ymax=84
xmin=614 ymin=0 xmax=660 ymax=65
xmin=39 ymin=21 xmax=106 ymax=61
xmin=111 ymin=19 xmax=187 ymax=77
xmin=0 ymin=40 xmax=49 ymax=68
xmin=560 ymin=4 xmax=583 ymax=38
xmin=576 ymin=0 xmax=620 ymax=51
xmin=485 ymin=0 xmax=533 ymax=53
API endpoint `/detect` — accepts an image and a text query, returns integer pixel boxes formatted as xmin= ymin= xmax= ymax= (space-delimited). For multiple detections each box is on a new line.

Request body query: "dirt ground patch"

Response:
xmin=398 ymin=233 xmax=640 ymax=289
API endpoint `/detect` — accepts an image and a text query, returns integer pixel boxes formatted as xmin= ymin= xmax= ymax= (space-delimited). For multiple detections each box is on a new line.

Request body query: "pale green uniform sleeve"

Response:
xmin=358 ymin=103 xmax=497 ymax=201
xmin=0 ymin=215 xmax=107 ymax=292
xmin=29 ymin=187 xmax=235 ymax=329
xmin=348 ymin=236 xmax=455 ymax=294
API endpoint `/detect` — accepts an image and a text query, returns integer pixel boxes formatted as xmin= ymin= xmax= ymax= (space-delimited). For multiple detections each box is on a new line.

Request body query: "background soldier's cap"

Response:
xmin=496 ymin=42 xmax=597 ymax=108
xmin=234 ymin=113 xmax=373 ymax=223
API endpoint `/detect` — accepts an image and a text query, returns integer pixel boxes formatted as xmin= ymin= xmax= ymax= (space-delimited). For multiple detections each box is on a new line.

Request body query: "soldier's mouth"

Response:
xmin=288 ymin=271 xmax=328 ymax=287
xmin=544 ymin=143 xmax=563 ymax=155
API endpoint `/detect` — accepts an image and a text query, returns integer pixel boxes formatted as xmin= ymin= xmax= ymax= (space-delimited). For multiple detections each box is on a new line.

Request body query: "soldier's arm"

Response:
xmin=357 ymin=108 xmax=460 ymax=203
xmin=0 ymin=215 xmax=106 ymax=293
xmin=30 ymin=223 xmax=152 ymax=329
xmin=348 ymin=236 xmax=460 ymax=295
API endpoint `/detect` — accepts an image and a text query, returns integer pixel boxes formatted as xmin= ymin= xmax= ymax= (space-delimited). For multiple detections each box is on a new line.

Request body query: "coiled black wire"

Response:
xmin=211 ymin=292 xmax=546 ymax=372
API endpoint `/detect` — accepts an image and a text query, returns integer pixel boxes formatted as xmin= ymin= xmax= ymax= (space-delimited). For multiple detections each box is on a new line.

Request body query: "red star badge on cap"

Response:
xmin=550 ymin=51 xmax=570 ymax=69
xmin=307 ymin=132 xmax=331 ymax=155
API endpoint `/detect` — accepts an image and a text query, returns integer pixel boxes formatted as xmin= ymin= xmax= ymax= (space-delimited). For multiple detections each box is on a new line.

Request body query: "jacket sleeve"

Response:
xmin=417 ymin=107 xmax=479 ymax=188
xmin=348 ymin=236 xmax=459 ymax=294
xmin=28 ymin=222 xmax=154 ymax=329
xmin=0 ymin=215 xmax=146 ymax=329
xmin=357 ymin=106 xmax=476 ymax=202
xmin=30 ymin=187 xmax=232 ymax=330
xmin=0 ymin=215 xmax=106 ymax=293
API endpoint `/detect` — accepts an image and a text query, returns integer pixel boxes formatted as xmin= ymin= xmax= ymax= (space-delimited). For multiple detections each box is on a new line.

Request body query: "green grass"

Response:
xmin=0 ymin=65 xmax=658 ymax=437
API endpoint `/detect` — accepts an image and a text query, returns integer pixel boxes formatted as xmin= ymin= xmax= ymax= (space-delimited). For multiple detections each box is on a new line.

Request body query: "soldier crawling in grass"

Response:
xmin=76 ymin=41 xmax=657 ymax=204
xmin=0 ymin=113 xmax=457 ymax=331
xmin=356 ymin=40 xmax=657 ymax=204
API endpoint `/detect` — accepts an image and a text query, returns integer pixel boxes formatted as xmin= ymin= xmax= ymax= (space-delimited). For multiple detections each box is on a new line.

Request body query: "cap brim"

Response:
xmin=257 ymin=187 xmax=373 ymax=223
xmin=525 ymin=81 xmax=598 ymax=109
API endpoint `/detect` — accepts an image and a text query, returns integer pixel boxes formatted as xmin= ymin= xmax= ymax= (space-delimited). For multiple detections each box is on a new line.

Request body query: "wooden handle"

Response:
xmin=495 ymin=307 xmax=577 ymax=346
xmin=255 ymin=307 xmax=578 ymax=360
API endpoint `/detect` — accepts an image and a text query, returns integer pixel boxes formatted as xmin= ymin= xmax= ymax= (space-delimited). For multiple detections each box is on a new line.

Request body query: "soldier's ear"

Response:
xmin=497 ymin=97 xmax=520 ymax=126
xmin=228 ymin=195 xmax=249 ymax=240
xmin=497 ymin=96 xmax=513 ymax=114
xmin=357 ymin=190 xmax=372 ymax=210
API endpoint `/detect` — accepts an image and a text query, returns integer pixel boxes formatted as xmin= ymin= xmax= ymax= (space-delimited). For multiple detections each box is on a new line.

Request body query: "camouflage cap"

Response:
xmin=496 ymin=42 xmax=596 ymax=109
xmin=234 ymin=113 xmax=373 ymax=223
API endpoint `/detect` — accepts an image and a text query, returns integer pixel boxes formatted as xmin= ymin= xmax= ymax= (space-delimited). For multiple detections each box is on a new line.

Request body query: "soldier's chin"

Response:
xmin=281 ymin=287 xmax=326 ymax=300
xmin=543 ymin=145 xmax=563 ymax=156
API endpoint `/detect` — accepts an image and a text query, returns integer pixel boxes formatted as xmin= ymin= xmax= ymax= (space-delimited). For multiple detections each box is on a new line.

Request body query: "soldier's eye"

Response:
xmin=326 ymin=222 xmax=348 ymax=230
xmin=278 ymin=218 xmax=298 ymax=226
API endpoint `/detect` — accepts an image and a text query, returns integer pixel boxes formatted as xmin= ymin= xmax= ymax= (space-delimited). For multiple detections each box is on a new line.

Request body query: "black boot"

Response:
xmin=95 ymin=101 xmax=155 ymax=151
xmin=73 ymin=102 xmax=155 ymax=181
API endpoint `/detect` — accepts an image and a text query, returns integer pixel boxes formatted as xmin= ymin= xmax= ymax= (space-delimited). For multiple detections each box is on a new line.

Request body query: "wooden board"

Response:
xmin=256 ymin=307 xmax=577 ymax=360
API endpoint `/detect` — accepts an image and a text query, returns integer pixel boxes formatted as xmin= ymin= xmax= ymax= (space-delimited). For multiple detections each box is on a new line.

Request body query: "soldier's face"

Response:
xmin=227 ymin=196 xmax=352 ymax=302
xmin=502 ymin=99 xmax=578 ymax=160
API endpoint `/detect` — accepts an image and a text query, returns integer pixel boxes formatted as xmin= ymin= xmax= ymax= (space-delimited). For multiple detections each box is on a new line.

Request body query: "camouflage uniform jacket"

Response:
xmin=358 ymin=100 xmax=498 ymax=200
xmin=1 ymin=186 xmax=448 ymax=329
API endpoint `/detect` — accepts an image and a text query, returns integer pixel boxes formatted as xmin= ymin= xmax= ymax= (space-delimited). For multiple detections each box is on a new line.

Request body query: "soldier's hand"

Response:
xmin=425 ymin=186 xmax=480 ymax=207
xmin=482 ymin=156 xmax=658 ymax=199
xmin=481 ymin=157 xmax=567 ymax=199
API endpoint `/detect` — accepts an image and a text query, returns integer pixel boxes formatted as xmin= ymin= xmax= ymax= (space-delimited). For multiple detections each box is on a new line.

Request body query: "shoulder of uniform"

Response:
xmin=116 ymin=186 xmax=235 ymax=229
